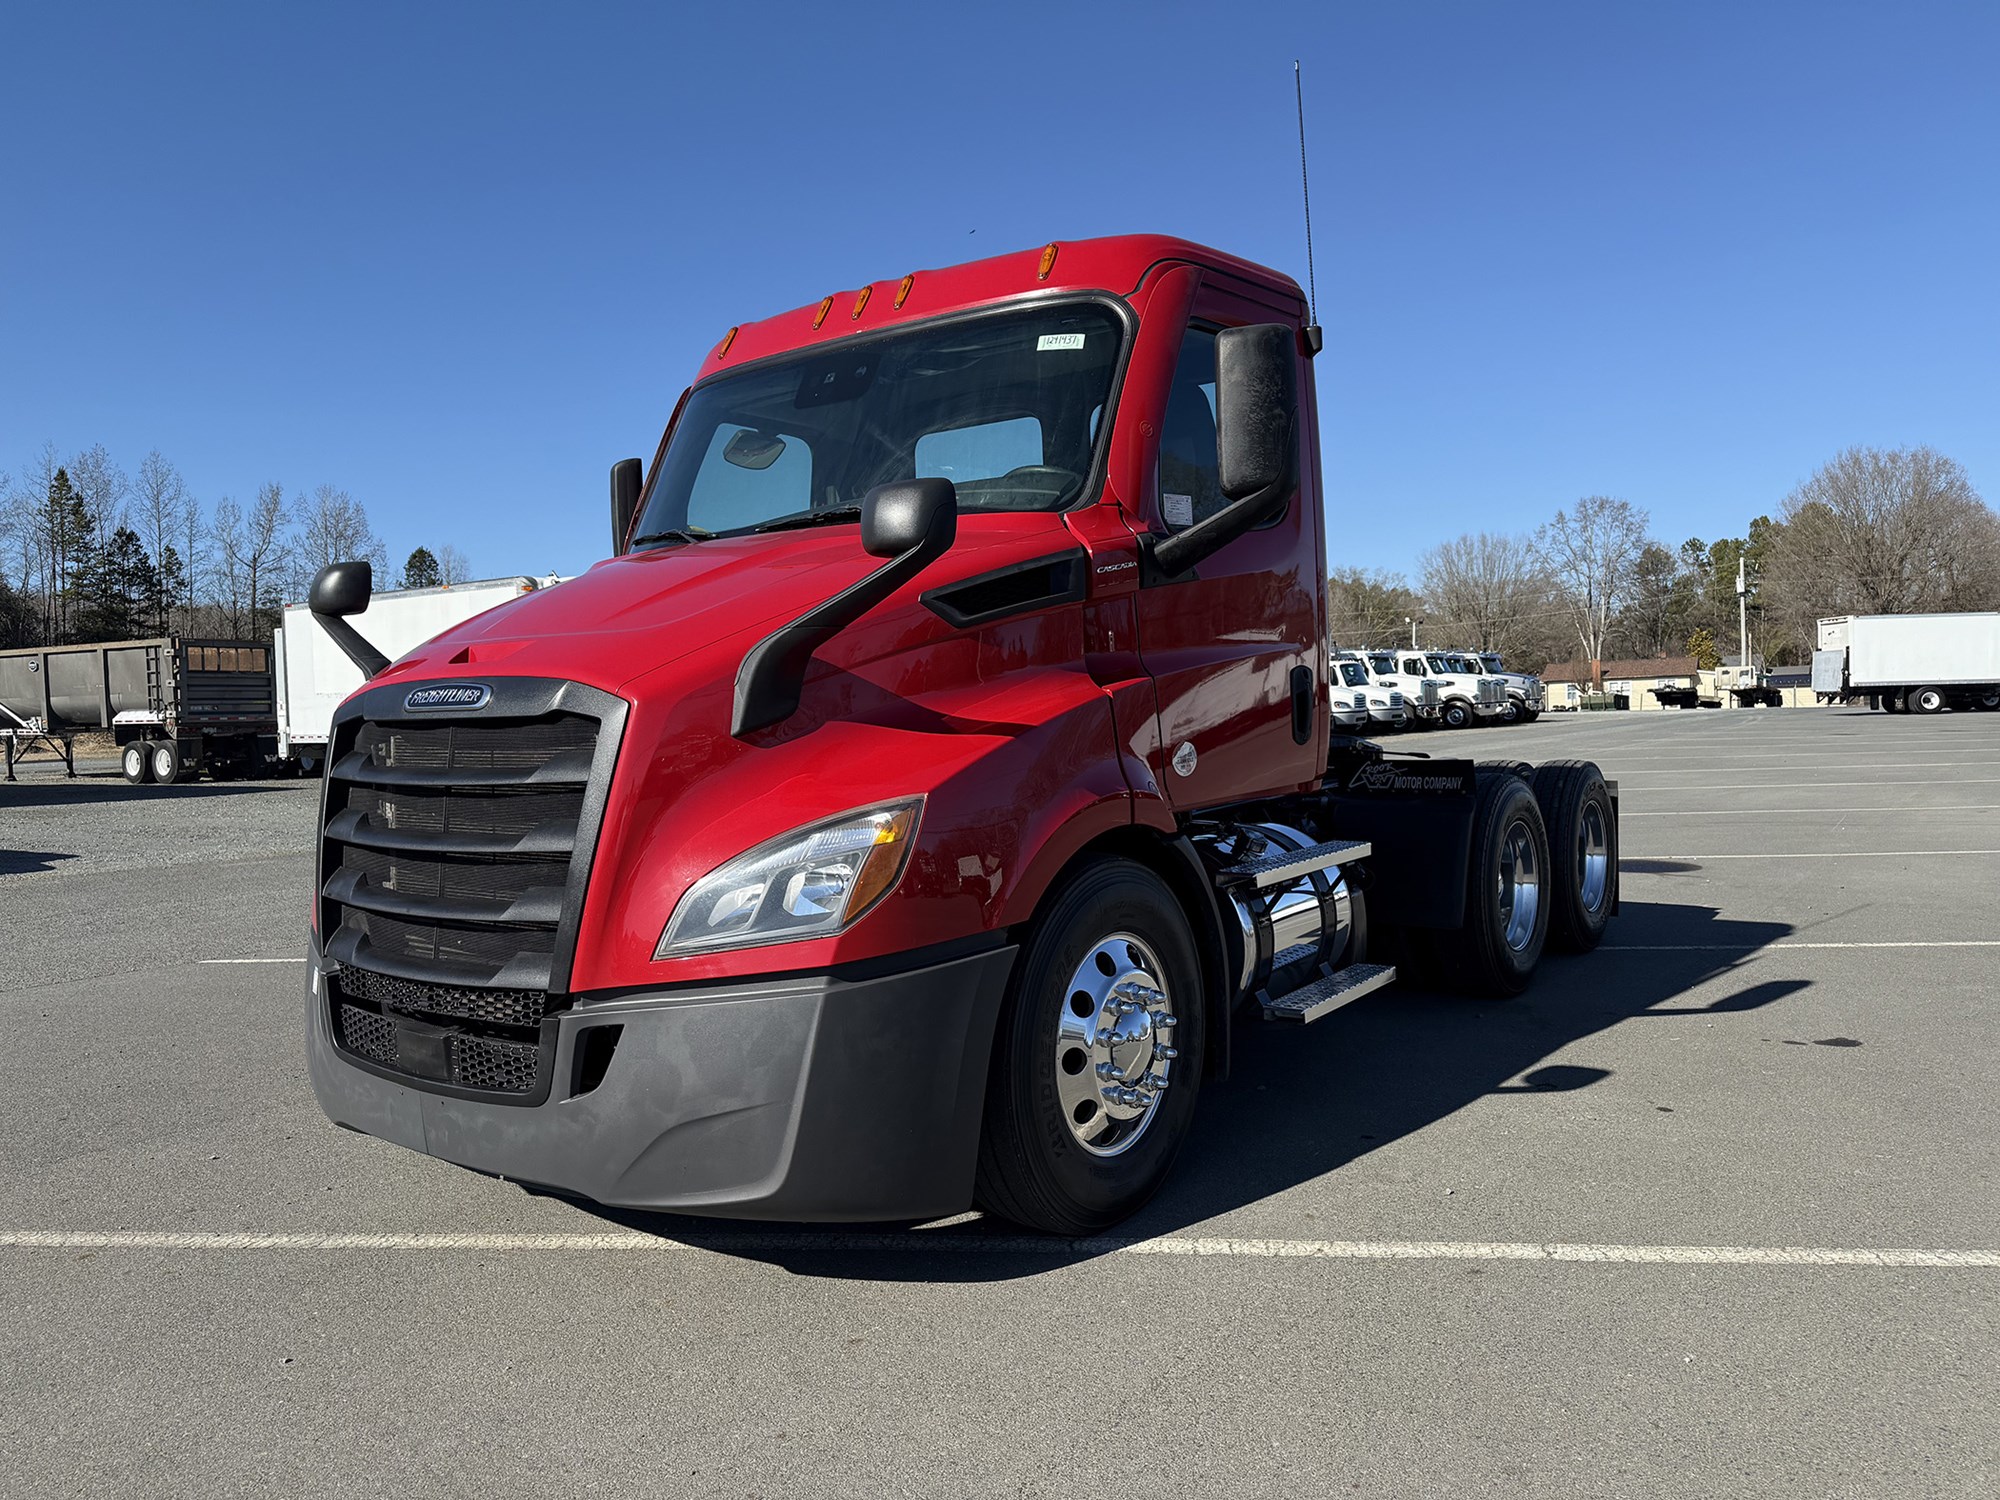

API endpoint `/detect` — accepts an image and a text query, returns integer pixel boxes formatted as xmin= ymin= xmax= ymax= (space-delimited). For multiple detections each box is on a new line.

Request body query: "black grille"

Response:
xmin=335 ymin=965 xmax=546 ymax=1028
xmin=338 ymin=1003 xmax=399 ymax=1064
xmin=322 ymin=709 xmax=599 ymax=992
xmin=448 ymin=1034 xmax=540 ymax=1094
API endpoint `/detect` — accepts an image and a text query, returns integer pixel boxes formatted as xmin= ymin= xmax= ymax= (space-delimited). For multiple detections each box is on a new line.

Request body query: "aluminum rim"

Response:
xmin=1053 ymin=932 xmax=1177 ymax=1157
xmin=1498 ymin=819 xmax=1542 ymax=952
xmin=123 ymin=745 xmax=144 ymax=777
xmin=1577 ymin=799 xmax=1610 ymax=914
xmin=151 ymin=744 xmax=175 ymax=779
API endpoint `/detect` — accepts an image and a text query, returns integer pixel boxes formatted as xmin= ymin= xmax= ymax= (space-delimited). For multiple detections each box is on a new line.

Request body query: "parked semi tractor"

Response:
xmin=1813 ymin=613 xmax=2000 ymax=714
xmin=1330 ymin=653 xmax=1407 ymax=730
xmin=274 ymin=576 xmax=548 ymax=774
xmin=0 ymin=636 xmax=275 ymax=783
xmin=302 ymin=235 xmax=1621 ymax=1233
xmin=1474 ymin=651 xmax=1545 ymax=723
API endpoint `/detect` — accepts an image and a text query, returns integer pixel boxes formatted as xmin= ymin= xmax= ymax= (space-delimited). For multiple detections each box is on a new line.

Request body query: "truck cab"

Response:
xmin=1331 ymin=651 xmax=1408 ymax=729
xmin=1474 ymin=650 xmax=1545 ymax=723
xmin=1394 ymin=651 xmax=1508 ymax=730
xmin=302 ymin=234 xmax=1619 ymax=1235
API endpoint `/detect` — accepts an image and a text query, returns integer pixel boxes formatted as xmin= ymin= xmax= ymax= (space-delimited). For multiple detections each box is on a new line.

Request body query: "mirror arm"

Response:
xmin=312 ymin=613 xmax=390 ymax=679
xmin=1140 ymin=412 xmax=1298 ymax=583
xmin=731 ymin=536 xmax=946 ymax=738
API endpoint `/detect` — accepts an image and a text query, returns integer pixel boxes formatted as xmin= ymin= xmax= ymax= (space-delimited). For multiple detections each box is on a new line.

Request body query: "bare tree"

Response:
xmin=67 ymin=443 xmax=129 ymax=556
xmin=1535 ymin=496 xmax=1650 ymax=666
xmin=1418 ymin=532 xmax=1556 ymax=656
xmin=210 ymin=497 xmax=248 ymax=637
xmin=1325 ymin=567 xmax=1422 ymax=650
xmin=244 ymin=482 xmax=291 ymax=636
xmin=437 ymin=543 xmax=472 ymax=585
xmin=134 ymin=452 xmax=198 ymax=633
xmin=1764 ymin=447 xmax=2000 ymax=642
xmin=294 ymin=484 xmax=385 ymax=587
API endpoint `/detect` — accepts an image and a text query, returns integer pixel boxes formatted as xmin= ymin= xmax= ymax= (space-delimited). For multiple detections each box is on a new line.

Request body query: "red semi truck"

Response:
xmin=303 ymin=234 xmax=1618 ymax=1233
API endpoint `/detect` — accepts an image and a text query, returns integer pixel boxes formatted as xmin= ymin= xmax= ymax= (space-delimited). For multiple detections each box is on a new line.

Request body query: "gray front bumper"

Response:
xmin=306 ymin=939 xmax=1016 ymax=1222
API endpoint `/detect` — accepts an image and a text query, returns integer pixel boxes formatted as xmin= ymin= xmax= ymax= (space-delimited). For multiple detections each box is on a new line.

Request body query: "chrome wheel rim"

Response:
xmin=1578 ymin=800 xmax=1610 ymax=914
xmin=1498 ymin=819 xmax=1542 ymax=952
xmin=1053 ymin=933 xmax=1176 ymax=1157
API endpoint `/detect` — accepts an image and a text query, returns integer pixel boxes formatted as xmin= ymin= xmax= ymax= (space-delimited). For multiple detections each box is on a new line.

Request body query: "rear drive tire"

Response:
xmin=1975 ymin=691 xmax=2000 ymax=712
xmin=1530 ymin=760 xmax=1617 ymax=953
xmin=149 ymin=739 xmax=183 ymax=785
xmin=1907 ymin=686 xmax=1946 ymax=715
xmin=1430 ymin=771 xmax=1551 ymax=997
xmin=1441 ymin=699 xmax=1474 ymax=730
xmin=1478 ymin=760 xmax=1535 ymax=781
xmin=974 ymin=857 xmax=1205 ymax=1235
xmin=121 ymin=742 xmax=152 ymax=785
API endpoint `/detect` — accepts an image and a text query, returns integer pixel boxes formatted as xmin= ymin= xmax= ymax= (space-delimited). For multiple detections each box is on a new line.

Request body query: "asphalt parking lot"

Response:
xmin=3 ymin=708 xmax=1995 ymax=1498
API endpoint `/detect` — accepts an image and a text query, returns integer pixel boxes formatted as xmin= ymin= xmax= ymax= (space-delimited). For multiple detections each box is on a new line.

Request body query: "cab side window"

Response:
xmin=1403 ymin=658 xmax=1425 ymax=676
xmin=1157 ymin=328 xmax=1222 ymax=532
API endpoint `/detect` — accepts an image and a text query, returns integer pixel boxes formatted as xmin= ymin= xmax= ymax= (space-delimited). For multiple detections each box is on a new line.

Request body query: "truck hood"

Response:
xmin=376 ymin=532 xmax=879 ymax=695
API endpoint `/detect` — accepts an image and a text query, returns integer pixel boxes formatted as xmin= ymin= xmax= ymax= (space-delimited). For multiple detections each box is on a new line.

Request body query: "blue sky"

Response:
xmin=3 ymin=1 xmax=1995 ymax=583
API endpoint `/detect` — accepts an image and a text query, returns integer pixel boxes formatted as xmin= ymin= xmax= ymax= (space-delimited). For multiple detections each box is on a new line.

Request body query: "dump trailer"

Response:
xmin=274 ymin=577 xmax=545 ymax=773
xmin=0 ymin=636 xmax=275 ymax=784
xmin=302 ymin=234 xmax=1623 ymax=1234
xmin=1814 ymin=613 xmax=2000 ymax=715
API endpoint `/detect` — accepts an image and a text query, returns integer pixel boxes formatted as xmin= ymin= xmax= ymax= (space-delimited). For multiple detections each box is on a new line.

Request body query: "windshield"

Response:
xmin=1339 ymin=662 xmax=1368 ymax=687
xmin=1426 ymin=655 xmax=1453 ymax=674
xmin=1368 ymin=654 xmax=1396 ymax=675
xmin=1481 ymin=654 xmax=1504 ymax=672
xmin=635 ymin=302 xmax=1125 ymax=540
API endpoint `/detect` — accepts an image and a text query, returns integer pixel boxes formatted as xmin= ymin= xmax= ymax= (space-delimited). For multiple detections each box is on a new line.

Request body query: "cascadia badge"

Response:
xmin=404 ymin=683 xmax=492 ymax=712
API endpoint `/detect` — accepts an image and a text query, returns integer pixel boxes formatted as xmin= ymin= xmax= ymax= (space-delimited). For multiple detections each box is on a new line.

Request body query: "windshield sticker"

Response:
xmin=1162 ymin=492 xmax=1194 ymax=528
xmin=1036 ymin=333 xmax=1087 ymax=351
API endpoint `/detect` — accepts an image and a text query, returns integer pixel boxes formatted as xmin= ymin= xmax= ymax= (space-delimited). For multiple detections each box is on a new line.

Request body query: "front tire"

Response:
xmin=1441 ymin=699 xmax=1474 ymax=730
xmin=1430 ymin=772 xmax=1551 ymax=996
xmin=1530 ymin=760 xmax=1616 ymax=952
xmin=1518 ymin=708 xmax=1541 ymax=724
xmin=974 ymin=858 xmax=1205 ymax=1235
xmin=1497 ymin=699 xmax=1521 ymax=725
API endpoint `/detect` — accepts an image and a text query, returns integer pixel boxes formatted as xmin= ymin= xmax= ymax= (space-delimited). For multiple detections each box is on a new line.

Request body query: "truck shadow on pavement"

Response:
xmin=0 ymin=779 xmax=296 ymax=809
xmin=569 ymin=898 xmax=1798 ymax=1280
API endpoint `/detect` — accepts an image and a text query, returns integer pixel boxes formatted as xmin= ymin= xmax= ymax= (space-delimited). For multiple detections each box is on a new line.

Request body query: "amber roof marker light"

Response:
xmin=1037 ymin=242 xmax=1060 ymax=280
xmin=851 ymin=285 xmax=872 ymax=320
xmin=893 ymin=274 xmax=914 ymax=309
xmin=716 ymin=326 xmax=738 ymax=360
xmin=812 ymin=295 xmax=834 ymax=329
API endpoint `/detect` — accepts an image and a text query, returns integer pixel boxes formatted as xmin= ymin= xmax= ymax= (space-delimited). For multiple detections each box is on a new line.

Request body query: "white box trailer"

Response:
xmin=1813 ymin=612 xmax=2000 ymax=715
xmin=275 ymin=577 xmax=547 ymax=769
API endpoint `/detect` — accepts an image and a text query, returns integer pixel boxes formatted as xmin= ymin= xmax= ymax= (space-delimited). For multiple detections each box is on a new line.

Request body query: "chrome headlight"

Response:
xmin=655 ymin=799 xmax=923 ymax=958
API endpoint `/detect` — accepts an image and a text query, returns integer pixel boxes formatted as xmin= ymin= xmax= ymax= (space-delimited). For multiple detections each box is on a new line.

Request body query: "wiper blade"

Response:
xmin=631 ymin=527 xmax=713 ymax=547
xmin=745 ymin=506 xmax=862 ymax=534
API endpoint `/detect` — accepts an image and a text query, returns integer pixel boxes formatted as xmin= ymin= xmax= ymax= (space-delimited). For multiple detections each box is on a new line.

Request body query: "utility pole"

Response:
xmin=1737 ymin=554 xmax=1748 ymax=674
xmin=1406 ymin=615 xmax=1421 ymax=650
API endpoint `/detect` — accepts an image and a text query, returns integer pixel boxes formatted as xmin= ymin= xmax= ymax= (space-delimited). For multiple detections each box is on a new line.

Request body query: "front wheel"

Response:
xmin=1441 ymin=699 xmax=1474 ymax=730
xmin=1497 ymin=699 xmax=1521 ymax=725
xmin=974 ymin=858 xmax=1205 ymax=1235
xmin=1975 ymin=691 xmax=2000 ymax=712
xmin=1518 ymin=707 xmax=1540 ymax=724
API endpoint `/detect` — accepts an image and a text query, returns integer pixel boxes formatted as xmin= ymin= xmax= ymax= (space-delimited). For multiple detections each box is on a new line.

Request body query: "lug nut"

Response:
xmin=1096 ymin=1062 xmax=1118 ymax=1080
xmin=1152 ymin=1011 xmax=1177 ymax=1029
xmin=1158 ymin=1046 xmax=1179 ymax=1060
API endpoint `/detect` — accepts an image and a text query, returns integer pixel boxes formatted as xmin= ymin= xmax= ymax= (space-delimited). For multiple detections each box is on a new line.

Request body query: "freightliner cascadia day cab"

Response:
xmin=302 ymin=235 xmax=1620 ymax=1234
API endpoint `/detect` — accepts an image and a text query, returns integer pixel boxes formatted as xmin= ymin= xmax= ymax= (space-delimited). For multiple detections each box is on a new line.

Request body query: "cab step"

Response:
xmin=1219 ymin=837 xmax=1371 ymax=890
xmin=1259 ymin=962 xmax=1398 ymax=1024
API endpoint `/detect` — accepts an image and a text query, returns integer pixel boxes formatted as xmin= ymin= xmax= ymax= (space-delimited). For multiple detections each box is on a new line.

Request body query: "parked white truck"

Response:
xmin=1474 ymin=651 xmax=1545 ymax=724
xmin=1813 ymin=613 xmax=2000 ymax=715
xmin=1359 ymin=650 xmax=1442 ymax=724
xmin=274 ymin=576 xmax=549 ymax=771
xmin=1331 ymin=653 xmax=1408 ymax=730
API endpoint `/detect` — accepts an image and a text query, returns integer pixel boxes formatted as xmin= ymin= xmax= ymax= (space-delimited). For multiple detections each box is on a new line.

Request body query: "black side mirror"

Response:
xmin=308 ymin=560 xmax=388 ymax=678
xmin=1216 ymin=323 xmax=1299 ymax=500
xmin=1145 ymin=323 xmax=1299 ymax=579
xmin=610 ymin=457 xmax=643 ymax=555
xmin=861 ymin=477 xmax=957 ymax=560
xmin=310 ymin=560 xmax=374 ymax=618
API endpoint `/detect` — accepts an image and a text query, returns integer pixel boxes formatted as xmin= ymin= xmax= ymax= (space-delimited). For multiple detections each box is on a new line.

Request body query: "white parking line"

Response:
xmin=1619 ymin=778 xmax=2000 ymax=791
xmin=198 ymin=958 xmax=306 ymax=965
xmin=1625 ymin=849 xmax=2000 ymax=860
xmin=1 ymin=1229 xmax=1993 ymax=1267
xmin=1620 ymin=805 xmax=2000 ymax=817
xmin=1605 ymin=940 xmax=2000 ymax=951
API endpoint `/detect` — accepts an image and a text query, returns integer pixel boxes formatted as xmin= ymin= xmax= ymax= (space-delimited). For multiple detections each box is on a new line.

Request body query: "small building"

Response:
xmin=1542 ymin=656 xmax=1700 ymax=711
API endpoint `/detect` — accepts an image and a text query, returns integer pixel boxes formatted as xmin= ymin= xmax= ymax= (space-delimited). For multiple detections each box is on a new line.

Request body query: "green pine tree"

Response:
xmin=1686 ymin=626 xmax=1723 ymax=672
xmin=400 ymin=546 xmax=442 ymax=589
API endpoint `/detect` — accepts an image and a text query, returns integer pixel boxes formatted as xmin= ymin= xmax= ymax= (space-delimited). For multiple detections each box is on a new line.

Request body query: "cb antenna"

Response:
xmin=1294 ymin=59 xmax=1324 ymax=356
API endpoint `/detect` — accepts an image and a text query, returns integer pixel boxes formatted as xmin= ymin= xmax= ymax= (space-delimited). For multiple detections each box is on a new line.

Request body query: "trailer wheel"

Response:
xmin=121 ymin=742 xmax=152 ymax=785
xmin=1431 ymin=772 xmax=1551 ymax=996
xmin=974 ymin=857 xmax=1205 ymax=1235
xmin=1530 ymin=760 xmax=1616 ymax=953
xmin=1441 ymin=699 xmax=1474 ymax=730
xmin=149 ymin=739 xmax=183 ymax=785
xmin=1907 ymin=687 xmax=1946 ymax=715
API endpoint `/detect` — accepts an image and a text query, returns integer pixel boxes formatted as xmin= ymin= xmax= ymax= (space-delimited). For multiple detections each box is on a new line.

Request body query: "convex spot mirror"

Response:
xmin=861 ymin=477 xmax=958 ymax=560
xmin=722 ymin=429 xmax=787 ymax=471
xmin=310 ymin=559 xmax=374 ymax=618
xmin=610 ymin=457 xmax=643 ymax=554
